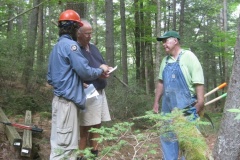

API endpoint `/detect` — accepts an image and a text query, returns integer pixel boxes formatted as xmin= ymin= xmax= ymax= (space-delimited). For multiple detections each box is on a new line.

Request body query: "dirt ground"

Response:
xmin=0 ymin=114 xmax=217 ymax=160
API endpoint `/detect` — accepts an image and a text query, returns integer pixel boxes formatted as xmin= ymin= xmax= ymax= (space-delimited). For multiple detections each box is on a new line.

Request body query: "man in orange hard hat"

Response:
xmin=47 ymin=10 xmax=110 ymax=160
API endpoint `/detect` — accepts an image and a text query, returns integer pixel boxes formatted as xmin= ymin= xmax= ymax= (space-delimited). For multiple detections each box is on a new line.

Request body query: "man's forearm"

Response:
xmin=154 ymin=80 xmax=163 ymax=103
xmin=195 ymin=84 xmax=204 ymax=113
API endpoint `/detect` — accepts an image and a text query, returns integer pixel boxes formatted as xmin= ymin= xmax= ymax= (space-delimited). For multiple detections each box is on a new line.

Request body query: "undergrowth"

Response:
xmin=79 ymin=109 xmax=211 ymax=160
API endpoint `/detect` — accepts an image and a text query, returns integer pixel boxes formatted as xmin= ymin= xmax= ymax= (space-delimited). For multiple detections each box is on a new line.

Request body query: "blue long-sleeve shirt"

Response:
xmin=47 ymin=34 xmax=103 ymax=109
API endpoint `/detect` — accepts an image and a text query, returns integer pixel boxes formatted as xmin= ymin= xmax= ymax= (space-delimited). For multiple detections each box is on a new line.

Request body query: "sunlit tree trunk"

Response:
xmin=213 ymin=16 xmax=240 ymax=159
xmin=120 ymin=0 xmax=128 ymax=84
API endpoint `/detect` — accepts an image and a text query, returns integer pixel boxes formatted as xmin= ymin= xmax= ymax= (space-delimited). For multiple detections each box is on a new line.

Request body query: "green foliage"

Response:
xmin=2 ymin=88 xmax=52 ymax=116
xmin=86 ymin=109 xmax=210 ymax=159
xmin=198 ymin=112 xmax=222 ymax=135
xmin=39 ymin=111 xmax=52 ymax=120
xmin=105 ymin=84 xmax=154 ymax=123
xmin=89 ymin=121 xmax=159 ymax=159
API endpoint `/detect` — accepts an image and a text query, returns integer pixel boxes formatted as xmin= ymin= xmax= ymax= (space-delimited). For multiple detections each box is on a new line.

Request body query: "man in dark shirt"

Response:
xmin=77 ymin=20 xmax=111 ymax=159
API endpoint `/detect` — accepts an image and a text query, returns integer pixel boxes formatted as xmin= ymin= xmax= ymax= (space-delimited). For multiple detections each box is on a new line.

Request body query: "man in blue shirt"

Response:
xmin=47 ymin=10 xmax=109 ymax=160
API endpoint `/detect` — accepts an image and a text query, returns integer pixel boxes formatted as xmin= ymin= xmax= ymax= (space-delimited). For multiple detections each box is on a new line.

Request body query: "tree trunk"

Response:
xmin=144 ymin=3 xmax=154 ymax=94
xmin=120 ymin=0 xmax=128 ymax=84
xmin=105 ymin=0 xmax=115 ymax=85
xmin=66 ymin=2 xmax=87 ymax=19
xmin=140 ymin=2 xmax=145 ymax=88
xmin=172 ymin=0 xmax=176 ymax=30
xmin=179 ymin=0 xmax=185 ymax=39
xmin=17 ymin=2 xmax=24 ymax=57
xmin=21 ymin=0 xmax=40 ymax=91
xmin=223 ymin=0 xmax=229 ymax=83
xmin=7 ymin=2 xmax=14 ymax=39
xmin=155 ymin=0 xmax=161 ymax=86
xmin=37 ymin=0 xmax=44 ymax=80
xmin=163 ymin=0 xmax=167 ymax=32
xmin=92 ymin=0 xmax=98 ymax=45
xmin=213 ymin=16 xmax=240 ymax=159
xmin=134 ymin=0 xmax=141 ymax=82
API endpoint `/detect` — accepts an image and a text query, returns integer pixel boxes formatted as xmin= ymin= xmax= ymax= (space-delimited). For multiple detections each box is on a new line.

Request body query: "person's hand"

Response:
xmin=83 ymin=83 xmax=88 ymax=88
xmin=99 ymin=64 xmax=109 ymax=73
xmin=195 ymin=103 xmax=204 ymax=114
xmin=101 ymin=66 xmax=113 ymax=78
xmin=153 ymin=103 xmax=159 ymax=113
xmin=100 ymin=72 xmax=110 ymax=79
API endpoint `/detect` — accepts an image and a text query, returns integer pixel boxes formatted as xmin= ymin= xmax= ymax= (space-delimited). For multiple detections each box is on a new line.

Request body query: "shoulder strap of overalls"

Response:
xmin=166 ymin=51 xmax=183 ymax=64
xmin=176 ymin=51 xmax=183 ymax=62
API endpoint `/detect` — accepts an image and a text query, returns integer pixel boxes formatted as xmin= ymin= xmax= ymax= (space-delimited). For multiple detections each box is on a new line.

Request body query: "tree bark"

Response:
xmin=155 ymin=0 xmax=161 ymax=86
xmin=66 ymin=2 xmax=87 ymax=19
xmin=172 ymin=0 xmax=176 ymax=30
xmin=179 ymin=0 xmax=185 ymax=39
xmin=21 ymin=0 xmax=40 ymax=91
xmin=105 ymin=0 xmax=114 ymax=66
xmin=92 ymin=0 xmax=98 ymax=45
xmin=134 ymin=0 xmax=141 ymax=81
xmin=120 ymin=0 xmax=128 ymax=84
xmin=105 ymin=0 xmax=115 ymax=85
xmin=37 ymin=0 xmax=44 ymax=79
xmin=7 ymin=2 xmax=14 ymax=39
xmin=213 ymin=16 xmax=240 ymax=159
xmin=140 ymin=2 xmax=145 ymax=87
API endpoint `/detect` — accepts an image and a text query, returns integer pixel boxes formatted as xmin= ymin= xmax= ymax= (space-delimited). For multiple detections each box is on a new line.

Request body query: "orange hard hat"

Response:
xmin=58 ymin=10 xmax=83 ymax=26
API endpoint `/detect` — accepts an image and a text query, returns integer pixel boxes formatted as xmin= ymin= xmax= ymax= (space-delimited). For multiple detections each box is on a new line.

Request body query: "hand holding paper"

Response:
xmin=108 ymin=65 xmax=117 ymax=74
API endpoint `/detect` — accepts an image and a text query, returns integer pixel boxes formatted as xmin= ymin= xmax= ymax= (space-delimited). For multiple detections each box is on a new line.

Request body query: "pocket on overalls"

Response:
xmin=56 ymin=126 xmax=73 ymax=146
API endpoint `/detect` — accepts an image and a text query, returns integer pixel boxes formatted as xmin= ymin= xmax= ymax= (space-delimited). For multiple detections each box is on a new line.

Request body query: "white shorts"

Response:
xmin=79 ymin=89 xmax=111 ymax=126
xmin=50 ymin=96 xmax=79 ymax=160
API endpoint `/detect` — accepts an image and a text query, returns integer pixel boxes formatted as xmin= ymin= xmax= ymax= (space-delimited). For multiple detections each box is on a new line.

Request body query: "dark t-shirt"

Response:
xmin=80 ymin=43 xmax=107 ymax=90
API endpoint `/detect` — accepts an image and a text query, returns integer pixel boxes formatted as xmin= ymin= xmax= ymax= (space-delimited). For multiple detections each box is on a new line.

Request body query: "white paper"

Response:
xmin=108 ymin=65 xmax=118 ymax=74
xmin=84 ymin=84 xmax=99 ymax=99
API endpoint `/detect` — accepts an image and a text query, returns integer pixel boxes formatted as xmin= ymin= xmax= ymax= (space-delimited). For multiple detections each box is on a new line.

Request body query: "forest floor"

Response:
xmin=0 ymin=113 xmax=217 ymax=160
